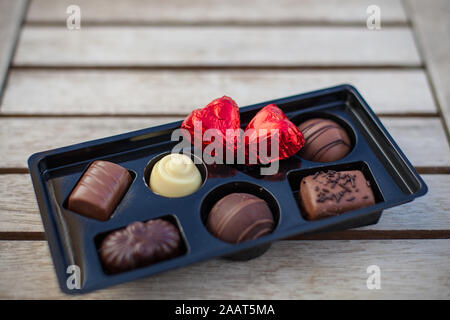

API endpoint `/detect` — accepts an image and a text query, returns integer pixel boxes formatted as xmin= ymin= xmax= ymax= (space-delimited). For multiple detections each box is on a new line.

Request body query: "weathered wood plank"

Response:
xmin=382 ymin=118 xmax=450 ymax=168
xmin=0 ymin=0 xmax=27 ymax=98
xmin=0 ymin=240 xmax=448 ymax=299
xmin=1 ymin=174 xmax=448 ymax=234
xmin=0 ymin=117 xmax=176 ymax=169
xmin=406 ymin=0 xmax=450 ymax=135
xmin=361 ymin=174 xmax=450 ymax=231
xmin=0 ymin=117 xmax=174 ymax=168
xmin=13 ymin=27 xmax=421 ymax=67
xmin=0 ymin=174 xmax=41 ymax=233
xmin=1 ymin=117 xmax=448 ymax=169
xmin=1 ymin=69 xmax=436 ymax=115
xmin=26 ymin=0 xmax=408 ymax=25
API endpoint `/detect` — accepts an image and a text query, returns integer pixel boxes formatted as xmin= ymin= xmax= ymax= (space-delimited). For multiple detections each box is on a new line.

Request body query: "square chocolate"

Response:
xmin=300 ymin=170 xmax=375 ymax=220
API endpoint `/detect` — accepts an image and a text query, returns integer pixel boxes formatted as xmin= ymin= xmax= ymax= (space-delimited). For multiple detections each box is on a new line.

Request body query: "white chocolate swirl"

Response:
xmin=149 ymin=153 xmax=202 ymax=198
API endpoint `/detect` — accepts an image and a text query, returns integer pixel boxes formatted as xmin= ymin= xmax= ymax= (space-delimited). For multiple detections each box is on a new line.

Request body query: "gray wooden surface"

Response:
xmin=0 ymin=0 xmax=448 ymax=299
xmin=1 ymin=69 xmax=436 ymax=115
xmin=14 ymin=26 xmax=421 ymax=67
xmin=0 ymin=0 xmax=27 ymax=97
xmin=1 ymin=240 xmax=448 ymax=299
xmin=0 ymin=117 xmax=448 ymax=169
xmin=406 ymin=0 xmax=450 ymax=136
xmin=26 ymin=0 xmax=408 ymax=25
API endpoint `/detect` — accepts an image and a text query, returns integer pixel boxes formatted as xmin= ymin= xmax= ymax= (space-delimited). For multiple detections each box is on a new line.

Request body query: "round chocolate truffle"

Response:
xmin=100 ymin=219 xmax=181 ymax=274
xmin=298 ymin=118 xmax=352 ymax=162
xmin=207 ymin=193 xmax=275 ymax=244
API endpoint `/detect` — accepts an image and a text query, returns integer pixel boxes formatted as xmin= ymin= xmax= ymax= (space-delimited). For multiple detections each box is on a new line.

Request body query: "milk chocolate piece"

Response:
xmin=298 ymin=118 xmax=352 ymax=162
xmin=300 ymin=170 xmax=375 ymax=220
xmin=67 ymin=160 xmax=132 ymax=221
xmin=207 ymin=193 xmax=275 ymax=243
xmin=100 ymin=219 xmax=182 ymax=274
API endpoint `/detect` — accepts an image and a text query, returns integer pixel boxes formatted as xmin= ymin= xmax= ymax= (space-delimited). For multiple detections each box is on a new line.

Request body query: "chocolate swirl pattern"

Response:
xmin=149 ymin=153 xmax=202 ymax=198
xmin=100 ymin=219 xmax=181 ymax=274
xmin=207 ymin=193 xmax=275 ymax=244
xmin=298 ymin=118 xmax=352 ymax=162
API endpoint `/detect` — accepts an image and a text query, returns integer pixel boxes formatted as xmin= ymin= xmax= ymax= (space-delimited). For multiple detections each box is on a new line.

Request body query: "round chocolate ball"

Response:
xmin=100 ymin=219 xmax=181 ymax=274
xmin=207 ymin=193 xmax=275 ymax=244
xmin=298 ymin=118 xmax=352 ymax=162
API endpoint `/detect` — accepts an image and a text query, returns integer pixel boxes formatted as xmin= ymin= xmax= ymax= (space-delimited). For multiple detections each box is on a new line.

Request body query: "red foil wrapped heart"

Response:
xmin=245 ymin=104 xmax=305 ymax=163
xmin=181 ymin=96 xmax=241 ymax=154
xmin=182 ymin=98 xmax=305 ymax=165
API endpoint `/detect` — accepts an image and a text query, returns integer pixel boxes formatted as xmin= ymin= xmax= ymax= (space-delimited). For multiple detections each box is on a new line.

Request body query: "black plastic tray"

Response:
xmin=28 ymin=85 xmax=428 ymax=294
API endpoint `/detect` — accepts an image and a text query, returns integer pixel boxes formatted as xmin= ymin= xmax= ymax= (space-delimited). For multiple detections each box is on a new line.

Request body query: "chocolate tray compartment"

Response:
xmin=200 ymin=181 xmax=281 ymax=260
xmin=200 ymin=181 xmax=281 ymax=228
xmin=61 ymin=162 xmax=137 ymax=221
xmin=291 ymin=111 xmax=357 ymax=163
xmin=28 ymin=84 xmax=428 ymax=294
xmin=287 ymin=161 xmax=384 ymax=228
xmin=143 ymin=150 xmax=208 ymax=197
xmin=94 ymin=214 xmax=189 ymax=275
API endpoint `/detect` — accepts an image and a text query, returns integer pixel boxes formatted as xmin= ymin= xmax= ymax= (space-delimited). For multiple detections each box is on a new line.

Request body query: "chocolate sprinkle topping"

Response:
xmin=338 ymin=183 xmax=351 ymax=193
xmin=300 ymin=169 xmax=376 ymax=221
xmin=310 ymin=170 xmax=367 ymax=204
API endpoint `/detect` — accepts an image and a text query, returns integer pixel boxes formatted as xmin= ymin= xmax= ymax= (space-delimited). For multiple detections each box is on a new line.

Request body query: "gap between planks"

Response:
xmin=1 ymin=230 xmax=450 ymax=241
xmin=1 ymin=167 xmax=449 ymax=175
xmin=22 ymin=20 xmax=412 ymax=28
xmin=10 ymin=65 xmax=426 ymax=71
xmin=0 ymin=114 xmax=441 ymax=118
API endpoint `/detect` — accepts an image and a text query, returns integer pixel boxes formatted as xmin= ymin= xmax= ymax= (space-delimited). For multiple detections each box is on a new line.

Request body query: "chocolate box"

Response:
xmin=28 ymin=85 xmax=428 ymax=293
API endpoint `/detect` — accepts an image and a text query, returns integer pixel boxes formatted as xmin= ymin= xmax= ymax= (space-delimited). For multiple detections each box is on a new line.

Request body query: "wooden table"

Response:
xmin=0 ymin=0 xmax=449 ymax=299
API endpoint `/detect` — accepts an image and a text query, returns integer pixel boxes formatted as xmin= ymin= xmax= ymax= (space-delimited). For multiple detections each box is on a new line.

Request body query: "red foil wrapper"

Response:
xmin=245 ymin=104 xmax=305 ymax=163
xmin=181 ymin=96 xmax=241 ymax=155
xmin=182 ymin=98 xmax=305 ymax=165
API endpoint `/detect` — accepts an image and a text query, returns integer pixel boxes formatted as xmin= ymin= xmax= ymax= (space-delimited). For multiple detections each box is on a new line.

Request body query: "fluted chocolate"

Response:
xmin=67 ymin=160 xmax=132 ymax=221
xmin=100 ymin=219 xmax=182 ymax=274
xmin=298 ymin=118 xmax=352 ymax=162
xmin=207 ymin=193 xmax=274 ymax=243
xmin=300 ymin=170 xmax=375 ymax=220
